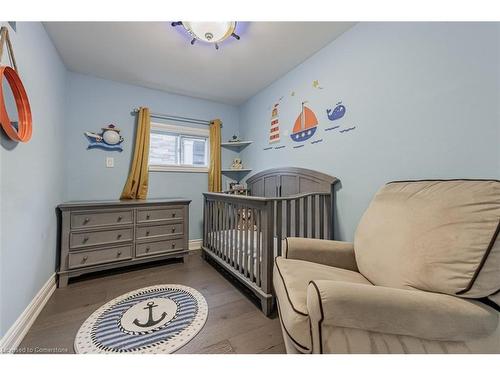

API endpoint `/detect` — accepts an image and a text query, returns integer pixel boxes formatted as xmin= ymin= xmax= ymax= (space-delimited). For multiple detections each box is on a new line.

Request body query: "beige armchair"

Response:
xmin=273 ymin=180 xmax=500 ymax=353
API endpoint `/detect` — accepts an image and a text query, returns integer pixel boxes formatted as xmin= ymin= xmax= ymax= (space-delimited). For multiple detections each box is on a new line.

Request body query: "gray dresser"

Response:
xmin=57 ymin=198 xmax=190 ymax=287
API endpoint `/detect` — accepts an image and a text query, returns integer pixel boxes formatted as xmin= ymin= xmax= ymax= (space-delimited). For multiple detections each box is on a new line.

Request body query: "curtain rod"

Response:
xmin=132 ymin=108 xmax=221 ymax=127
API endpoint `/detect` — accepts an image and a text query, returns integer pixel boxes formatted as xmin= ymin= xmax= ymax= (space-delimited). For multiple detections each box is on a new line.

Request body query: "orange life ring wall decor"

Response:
xmin=0 ymin=26 xmax=32 ymax=143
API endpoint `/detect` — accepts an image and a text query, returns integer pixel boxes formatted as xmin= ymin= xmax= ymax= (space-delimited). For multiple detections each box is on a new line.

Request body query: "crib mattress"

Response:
xmin=206 ymin=230 xmax=278 ymax=278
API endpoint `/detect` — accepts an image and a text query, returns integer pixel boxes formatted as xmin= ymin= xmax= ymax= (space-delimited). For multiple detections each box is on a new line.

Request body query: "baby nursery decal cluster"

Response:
xmin=263 ymin=80 xmax=356 ymax=151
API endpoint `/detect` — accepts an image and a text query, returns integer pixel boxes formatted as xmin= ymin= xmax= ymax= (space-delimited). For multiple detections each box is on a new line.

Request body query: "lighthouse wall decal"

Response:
xmin=269 ymin=103 xmax=280 ymax=143
xmin=290 ymin=101 xmax=319 ymax=142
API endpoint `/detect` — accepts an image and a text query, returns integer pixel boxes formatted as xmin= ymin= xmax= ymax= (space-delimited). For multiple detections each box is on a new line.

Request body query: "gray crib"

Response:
xmin=202 ymin=167 xmax=338 ymax=316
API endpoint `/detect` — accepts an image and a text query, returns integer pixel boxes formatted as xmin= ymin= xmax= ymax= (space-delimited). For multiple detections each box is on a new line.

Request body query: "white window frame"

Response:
xmin=149 ymin=122 xmax=210 ymax=173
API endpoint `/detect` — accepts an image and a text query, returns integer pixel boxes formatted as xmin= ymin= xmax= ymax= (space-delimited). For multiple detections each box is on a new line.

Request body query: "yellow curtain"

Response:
xmin=208 ymin=119 xmax=222 ymax=192
xmin=120 ymin=107 xmax=150 ymax=200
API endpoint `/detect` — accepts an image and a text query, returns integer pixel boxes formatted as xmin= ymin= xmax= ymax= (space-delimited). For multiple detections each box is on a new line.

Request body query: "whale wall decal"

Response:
xmin=326 ymin=102 xmax=346 ymax=121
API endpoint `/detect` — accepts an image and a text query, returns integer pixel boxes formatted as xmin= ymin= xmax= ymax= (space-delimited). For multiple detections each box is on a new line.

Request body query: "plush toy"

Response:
xmin=237 ymin=208 xmax=256 ymax=230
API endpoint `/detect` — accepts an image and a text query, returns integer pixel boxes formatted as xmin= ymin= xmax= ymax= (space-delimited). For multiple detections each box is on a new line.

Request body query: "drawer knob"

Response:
xmin=172 ymin=213 xmax=176 ymax=217
xmin=83 ymin=237 xmax=89 ymax=243
xmin=145 ymin=247 xmax=150 ymax=253
xmin=82 ymin=256 xmax=88 ymax=263
xmin=117 ymin=234 xmax=122 ymax=239
xmin=146 ymin=214 xmax=150 ymax=220
xmin=117 ymin=251 xmax=122 ymax=257
xmin=146 ymin=231 xmax=150 ymax=236
xmin=117 ymin=216 xmax=122 ymax=222
xmin=172 ymin=243 xmax=176 ymax=248
xmin=171 ymin=227 xmax=176 ymax=233
xmin=83 ymin=217 xmax=90 ymax=224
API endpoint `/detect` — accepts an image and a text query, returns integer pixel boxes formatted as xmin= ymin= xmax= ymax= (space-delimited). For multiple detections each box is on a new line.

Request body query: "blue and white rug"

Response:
xmin=74 ymin=285 xmax=208 ymax=353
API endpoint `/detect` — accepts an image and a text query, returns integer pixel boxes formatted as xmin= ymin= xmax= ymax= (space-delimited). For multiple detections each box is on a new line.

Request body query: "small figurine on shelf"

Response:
xmin=231 ymin=158 xmax=243 ymax=170
xmin=228 ymin=134 xmax=240 ymax=143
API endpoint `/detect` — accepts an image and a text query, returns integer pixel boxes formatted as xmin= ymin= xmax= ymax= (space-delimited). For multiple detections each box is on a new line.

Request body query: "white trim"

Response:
xmin=149 ymin=165 xmax=208 ymax=173
xmin=188 ymin=239 xmax=202 ymax=251
xmin=151 ymin=122 xmax=209 ymax=137
xmin=0 ymin=273 xmax=57 ymax=353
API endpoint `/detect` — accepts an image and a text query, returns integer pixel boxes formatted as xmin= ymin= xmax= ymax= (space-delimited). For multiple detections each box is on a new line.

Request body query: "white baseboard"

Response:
xmin=188 ymin=239 xmax=202 ymax=251
xmin=0 ymin=273 xmax=57 ymax=353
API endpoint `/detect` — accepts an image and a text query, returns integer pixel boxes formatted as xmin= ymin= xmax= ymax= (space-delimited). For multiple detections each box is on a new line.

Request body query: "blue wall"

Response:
xmin=239 ymin=22 xmax=500 ymax=241
xmin=1 ymin=21 xmax=499 ymax=339
xmin=0 ymin=26 xmax=239 ymax=338
xmin=0 ymin=22 xmax=67 ymax=337
xmin=64 ymin=72 xmax=240 ymax=240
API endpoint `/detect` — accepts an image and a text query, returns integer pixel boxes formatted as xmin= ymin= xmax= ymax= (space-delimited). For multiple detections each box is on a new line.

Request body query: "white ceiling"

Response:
xmin=44 ymin=22 xmax=355 ymax=105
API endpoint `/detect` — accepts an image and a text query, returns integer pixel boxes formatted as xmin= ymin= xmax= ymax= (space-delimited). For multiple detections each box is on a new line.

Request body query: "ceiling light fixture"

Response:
xmin=171 ymin=22 xmax=240 ymax=50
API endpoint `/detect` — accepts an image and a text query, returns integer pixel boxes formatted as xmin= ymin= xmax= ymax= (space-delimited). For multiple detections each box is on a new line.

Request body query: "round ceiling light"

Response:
xmin=171 ymin=21 xmax=240 ymax=50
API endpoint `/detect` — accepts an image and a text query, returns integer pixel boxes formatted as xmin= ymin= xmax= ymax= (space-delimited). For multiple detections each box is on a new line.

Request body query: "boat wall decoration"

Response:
xmin=85 ymin=124 xmax=124 ymax=151
xmin=290 ymin=101 xmax=319 ymax=142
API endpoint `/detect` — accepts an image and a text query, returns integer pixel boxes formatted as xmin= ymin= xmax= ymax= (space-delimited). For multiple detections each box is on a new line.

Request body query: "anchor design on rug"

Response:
xmin=133 ymin=301 xmax=168 ymax=328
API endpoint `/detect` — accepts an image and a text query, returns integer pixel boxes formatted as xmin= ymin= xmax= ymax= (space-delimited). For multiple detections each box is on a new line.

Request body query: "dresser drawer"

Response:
xmin=136 ymin=239 xmax=184 ymax=258
xmin=68 ymin=245 xmax=132 ymax=269
xmin=70 ymin=227 xmax=133 ymax=249
xmin=71 ymin=210 xmax=133 ymax=229
xmin=136 ymin=223 xmax=183 ymax=240
xmin=137 ymin=207 xmax=184 ymax=223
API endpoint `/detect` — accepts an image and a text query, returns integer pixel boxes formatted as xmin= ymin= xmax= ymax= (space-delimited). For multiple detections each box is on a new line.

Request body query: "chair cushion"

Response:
xmin=273 ymin=256 xmax=372 ymax=351
xmin=354 ymin=180 xmax=500 ymax=298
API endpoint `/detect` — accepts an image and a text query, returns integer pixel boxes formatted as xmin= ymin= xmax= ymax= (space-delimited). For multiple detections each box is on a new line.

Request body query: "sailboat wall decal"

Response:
xmin=290 ymin=101 xmax=319 ymax=142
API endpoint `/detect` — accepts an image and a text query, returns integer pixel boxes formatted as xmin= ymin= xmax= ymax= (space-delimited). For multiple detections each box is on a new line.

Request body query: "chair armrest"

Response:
xmin=283 ymin=237 xmax=358 ymax=271
xmin=307 ymin=280 xmax=498 ymax=342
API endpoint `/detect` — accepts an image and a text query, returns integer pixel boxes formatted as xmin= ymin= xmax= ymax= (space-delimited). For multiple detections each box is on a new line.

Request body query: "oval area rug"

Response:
xmin=74 ymin=284 xmax=208 ymax=353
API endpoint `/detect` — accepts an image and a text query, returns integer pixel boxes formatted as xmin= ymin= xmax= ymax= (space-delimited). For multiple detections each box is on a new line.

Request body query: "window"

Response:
xmin=149 ymin=123 xmax=209 ymax=172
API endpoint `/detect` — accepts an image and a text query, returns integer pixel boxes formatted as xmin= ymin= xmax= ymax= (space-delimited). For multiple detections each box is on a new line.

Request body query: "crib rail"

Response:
xmin=202 ymin=191 xmax=332 ymax=300
xmin=273 ymin=191 xmax=332 ymax=256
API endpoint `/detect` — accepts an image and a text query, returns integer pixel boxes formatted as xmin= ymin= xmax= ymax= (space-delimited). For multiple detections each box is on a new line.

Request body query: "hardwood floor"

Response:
xmin=18 ymin=251 xmax=285 ymax=354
